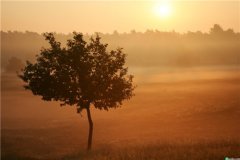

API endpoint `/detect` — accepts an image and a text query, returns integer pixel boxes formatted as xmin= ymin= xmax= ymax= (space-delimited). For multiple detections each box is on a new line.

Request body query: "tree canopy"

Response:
xmin=19 ymin=32 xmax=135 ymax=112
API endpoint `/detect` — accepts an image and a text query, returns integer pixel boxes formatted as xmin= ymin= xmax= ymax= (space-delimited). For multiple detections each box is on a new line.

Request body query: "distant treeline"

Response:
xmin=1 ymin=24 xmax=240 ymax=73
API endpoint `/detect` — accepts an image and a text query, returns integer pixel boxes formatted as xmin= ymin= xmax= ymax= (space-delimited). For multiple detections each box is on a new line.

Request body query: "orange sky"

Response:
xmin=1 ymin=0 xmax=240 ymax=33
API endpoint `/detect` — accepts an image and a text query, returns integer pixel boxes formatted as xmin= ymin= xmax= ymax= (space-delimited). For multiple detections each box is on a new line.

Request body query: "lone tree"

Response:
xmin=19 ymin=32 xmax=135 ymax=150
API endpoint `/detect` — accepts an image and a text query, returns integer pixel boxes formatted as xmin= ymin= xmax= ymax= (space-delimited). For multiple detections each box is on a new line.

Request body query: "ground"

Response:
xmin=1 ymin=66 xmax=240 ymax=159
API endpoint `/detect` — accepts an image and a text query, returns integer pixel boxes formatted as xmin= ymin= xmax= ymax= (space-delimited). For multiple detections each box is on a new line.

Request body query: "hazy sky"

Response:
xmin=1 ymin=0 xmax=240 ymax=33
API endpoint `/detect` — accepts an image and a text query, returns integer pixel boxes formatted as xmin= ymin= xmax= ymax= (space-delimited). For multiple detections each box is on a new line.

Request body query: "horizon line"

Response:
xmin=1 ymin=25 xmax=239 ymax=35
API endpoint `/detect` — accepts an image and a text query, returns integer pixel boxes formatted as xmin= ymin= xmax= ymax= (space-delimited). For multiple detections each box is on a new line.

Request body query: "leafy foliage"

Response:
xmin=19 ymin=32 xmax=135 ymax=111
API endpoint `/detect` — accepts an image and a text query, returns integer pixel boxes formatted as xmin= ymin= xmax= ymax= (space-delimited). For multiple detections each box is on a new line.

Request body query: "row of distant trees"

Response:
xmin=2 ymin=24 xmax=240 ymax=73
xmin=2 ymin=24 xmax=239 ymax=37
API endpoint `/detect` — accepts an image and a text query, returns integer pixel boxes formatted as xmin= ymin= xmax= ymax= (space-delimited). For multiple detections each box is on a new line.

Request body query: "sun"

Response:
xmin=154 ymin=2 xmax=172 ymax=19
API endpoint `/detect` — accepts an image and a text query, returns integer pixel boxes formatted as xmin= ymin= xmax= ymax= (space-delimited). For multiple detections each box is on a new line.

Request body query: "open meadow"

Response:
xmin=1 ymin=66 xmax=240 ymax=160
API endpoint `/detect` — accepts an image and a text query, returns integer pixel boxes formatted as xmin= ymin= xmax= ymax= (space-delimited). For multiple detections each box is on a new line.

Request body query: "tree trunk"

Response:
xmin=86 ymin=106 xmax=93 ymax=151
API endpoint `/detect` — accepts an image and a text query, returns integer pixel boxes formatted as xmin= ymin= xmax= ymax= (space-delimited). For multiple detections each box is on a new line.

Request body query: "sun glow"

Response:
xmin=154 ymin=2 xmax=172 ymax=19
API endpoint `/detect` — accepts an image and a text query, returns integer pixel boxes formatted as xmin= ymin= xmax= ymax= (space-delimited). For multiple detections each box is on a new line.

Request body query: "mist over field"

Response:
xmin=2 ymin=24 xmax=240 ymax=69
xmin=1 ymin=25 xmax=240 ymax=159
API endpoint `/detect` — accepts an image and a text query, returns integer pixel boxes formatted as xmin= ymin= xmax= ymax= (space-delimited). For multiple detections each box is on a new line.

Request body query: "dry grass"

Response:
xmin=2 ymin=141 xmax=239 ymax=160
xmin=66 ymin=142 xmax=240 ymax=160
xmin=71 ymin=142 xmax=240 ymax=160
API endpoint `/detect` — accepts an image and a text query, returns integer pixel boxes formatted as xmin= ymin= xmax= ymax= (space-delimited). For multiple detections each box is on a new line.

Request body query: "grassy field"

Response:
xmin=63 ymin=141 xmax=240 ymax=160
xmin=2 ymin=141 xmax=240 ymax=160
xmin=1 ymin=67 xmax=240 ymax=159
